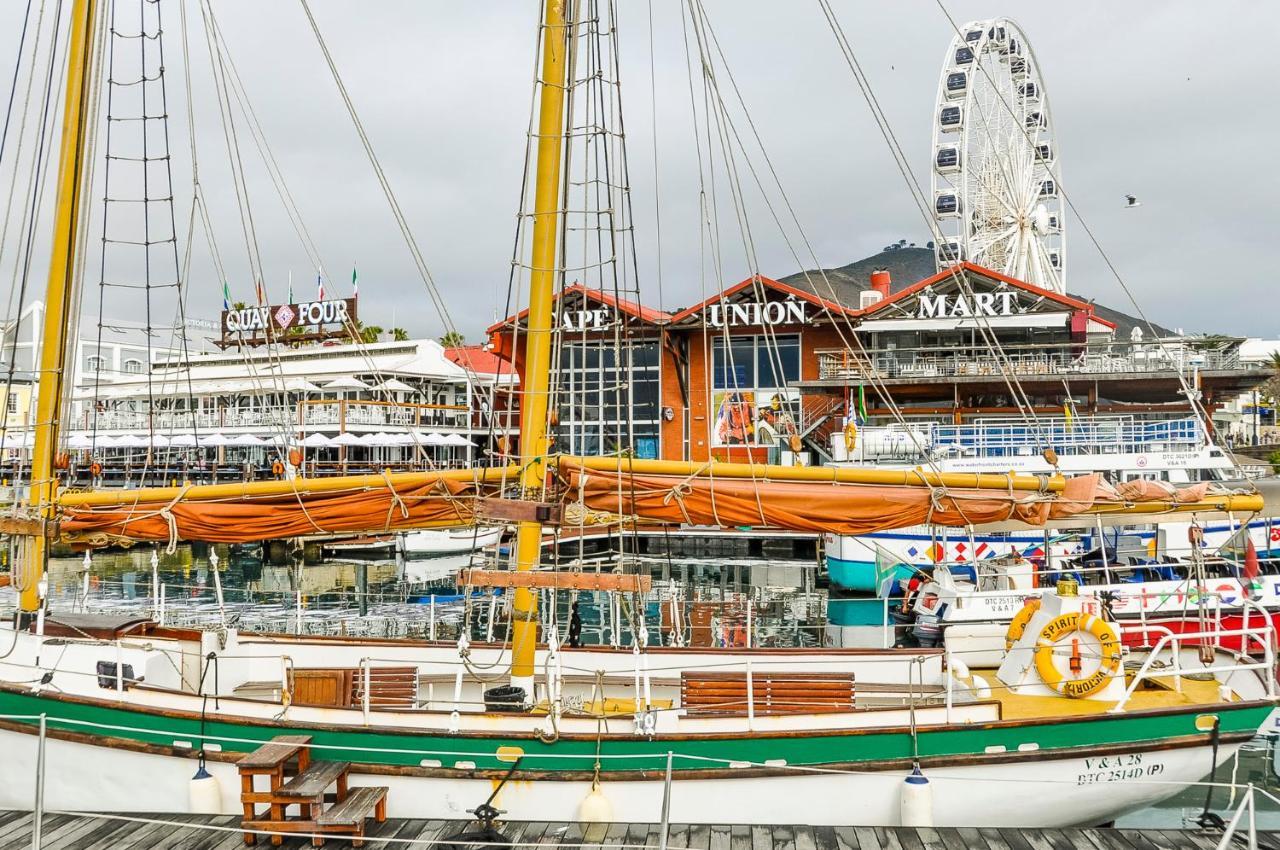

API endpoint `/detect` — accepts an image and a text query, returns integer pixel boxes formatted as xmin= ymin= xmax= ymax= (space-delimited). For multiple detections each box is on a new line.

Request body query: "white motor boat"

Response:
xmin=399 ymin=526 xmax=505 ymax=556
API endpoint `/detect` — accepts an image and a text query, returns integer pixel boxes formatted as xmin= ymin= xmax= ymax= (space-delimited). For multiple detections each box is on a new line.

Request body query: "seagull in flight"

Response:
xmin=1124 ymin=194 xmax=1142 ymax=209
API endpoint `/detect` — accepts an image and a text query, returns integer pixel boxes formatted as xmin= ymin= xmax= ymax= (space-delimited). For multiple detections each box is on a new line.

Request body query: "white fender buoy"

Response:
xmin=970 ymin=674 xmax=992 ymax=700
xmin=578 ymin=782 xmax=614 ymax=822
xmin=949 ymin=657 xmax=970 ymax=680
xmin=900 ymin=765 xmax=933 ymax=827
xmin=188 ymin=763 xmax=222 ymax=814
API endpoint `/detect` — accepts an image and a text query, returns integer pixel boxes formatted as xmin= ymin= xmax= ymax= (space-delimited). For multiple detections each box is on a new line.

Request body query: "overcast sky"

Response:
xmin=1 ymin=1 xmax=1277 ymax=345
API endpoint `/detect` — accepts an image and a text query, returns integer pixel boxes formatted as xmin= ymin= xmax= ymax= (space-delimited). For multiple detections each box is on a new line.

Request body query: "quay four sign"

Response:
xmin=221 ymin=298 xmax=358 ymax=346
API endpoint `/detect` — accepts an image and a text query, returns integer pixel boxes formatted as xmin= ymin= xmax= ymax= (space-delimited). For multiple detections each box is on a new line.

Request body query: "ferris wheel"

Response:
xmin=930 ymin=18 xmax=1066 ymax=293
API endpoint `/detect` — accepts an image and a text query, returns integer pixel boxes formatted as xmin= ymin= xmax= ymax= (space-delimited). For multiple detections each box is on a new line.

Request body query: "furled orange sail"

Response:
xmin=561 ymin=459 xmax=1093 ymax=534
xmin=59 ymin=475 xmax=481 ymax=546
xmin=560 ymin=460 xmax=1254 ymax=535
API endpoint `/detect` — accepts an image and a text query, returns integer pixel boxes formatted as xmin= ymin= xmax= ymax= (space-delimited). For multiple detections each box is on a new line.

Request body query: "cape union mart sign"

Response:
xmin=221 ymin=298 xmax=358 ymax=345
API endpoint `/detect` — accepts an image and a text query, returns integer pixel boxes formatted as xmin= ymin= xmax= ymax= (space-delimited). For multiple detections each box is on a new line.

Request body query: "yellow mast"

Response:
xmin=20 ymin=0 xmax=100 ymax=619
xmin=510 ymin=0 xmax=571 ymax=694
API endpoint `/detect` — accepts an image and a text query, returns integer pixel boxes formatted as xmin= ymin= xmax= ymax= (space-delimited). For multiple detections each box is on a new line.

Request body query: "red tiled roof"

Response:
xmin=667 ymin=275 xmax=857 ymax=324
xmin=859 ymin=262 xmax=1117 ymax=329
xmin=445 ymin=345 xmax=514 ymax=376
xmin=486 ymin=284 xmax=671 ymax=334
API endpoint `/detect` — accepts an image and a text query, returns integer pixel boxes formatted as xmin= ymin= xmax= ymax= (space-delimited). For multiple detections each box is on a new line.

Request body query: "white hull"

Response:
xmin=0 ymin=725 xmax=1239 ymax=827
xmin=400 ymin=526 xmax=504 ymax=555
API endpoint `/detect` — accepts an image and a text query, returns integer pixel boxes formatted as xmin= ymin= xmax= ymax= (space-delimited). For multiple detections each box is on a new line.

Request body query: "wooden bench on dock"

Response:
xmin=680 ymin=671 xmax=856 ymax=716
xmin=237 ymin=735 xmax=388 ymax=846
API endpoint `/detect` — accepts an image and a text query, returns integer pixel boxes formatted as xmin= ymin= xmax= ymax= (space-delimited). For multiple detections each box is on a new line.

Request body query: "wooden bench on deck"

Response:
xmin=237 ymin=734 xmax=388 ymax=846
xmin=680 ymin=671 xmax=856 ymax=716
xmin=289 ymin=666 xmax=419 ymax=709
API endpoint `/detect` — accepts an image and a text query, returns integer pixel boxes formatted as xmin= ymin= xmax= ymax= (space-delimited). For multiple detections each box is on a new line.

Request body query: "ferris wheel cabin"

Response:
xmin=935 ymin=146 xmax=960 ymax=173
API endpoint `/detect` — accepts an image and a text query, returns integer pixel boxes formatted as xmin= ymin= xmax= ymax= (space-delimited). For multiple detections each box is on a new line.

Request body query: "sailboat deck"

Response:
xmin=979 ymin=669 xmax=1232 ymax=720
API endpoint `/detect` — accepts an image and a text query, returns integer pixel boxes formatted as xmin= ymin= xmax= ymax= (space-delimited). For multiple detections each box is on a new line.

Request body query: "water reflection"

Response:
xmin=1 ymin=544 xmax=825 ymax=647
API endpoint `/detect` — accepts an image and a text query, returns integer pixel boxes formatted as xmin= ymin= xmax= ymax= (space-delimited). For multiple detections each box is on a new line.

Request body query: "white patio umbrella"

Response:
xmin=442 ymin=433 xmax=472 ymax=447
xmin=321 ymin=377 xmax=370 ymax=392
xmin=285 ymin=379 xmax=323 ymax=394
xmin=112 ymin=434 xmax=147 ymax=448
xmin=330 ymin=432 xmax=364 ymax=446
xmin=373 ymin=378 xmax=415 ymax=393
xmin=168 ymin=434 xmax=199 ymax=447
xmin=67 ymin=433 xmax=96 ymax=449
xmin=226 ymin=433 xmax=266 ymax=446
xmin=382 ymin=431 xmax=416 ymax=446
xmin=420 ymin=432 xmax=447 ymax=447
xmin=201 ymin=433 xmax=230 ymax=447
xmin=150 ymin=434 xmax=171 ymax=448
xmin=364 ymin=432 xmax=397 ymax=446
xmin=90 ymin=434 xmax=119 ymax=448
xmin=301 ymin=432 xmax=335 ymax=448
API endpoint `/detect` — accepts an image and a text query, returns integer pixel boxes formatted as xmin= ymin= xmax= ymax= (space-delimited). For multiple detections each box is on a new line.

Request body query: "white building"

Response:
xmin=0 ymin=300 xmax=213 ymax=386
xmin=60 ymin=336 xmax=511 ymax=481
xmin=1219 ymin=338 xmax=1280 ymax=445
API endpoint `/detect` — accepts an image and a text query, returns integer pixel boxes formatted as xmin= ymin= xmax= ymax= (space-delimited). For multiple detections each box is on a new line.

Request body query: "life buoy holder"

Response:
xmin=271 ymin=461 xmax=285 ymax=477
xmin=1033 ymin=612 xmax=1122 ymax=699
xmin=1004 ymin=597 xmax=1041 ymax=651
xmin=843 ymin=421 xmax=857 ymax=452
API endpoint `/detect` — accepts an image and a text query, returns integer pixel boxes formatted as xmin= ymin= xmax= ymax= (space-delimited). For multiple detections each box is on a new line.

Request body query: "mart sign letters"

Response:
xmin=917 ymin=291 xmax=1018 ymax=319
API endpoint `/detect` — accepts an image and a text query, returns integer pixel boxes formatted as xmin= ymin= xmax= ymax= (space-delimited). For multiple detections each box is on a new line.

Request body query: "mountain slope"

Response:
xmin=779 ymin=247 xmax=1174 ymax=337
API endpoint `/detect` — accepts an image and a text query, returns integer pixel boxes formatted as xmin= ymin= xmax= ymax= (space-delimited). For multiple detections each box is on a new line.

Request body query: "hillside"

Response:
xmin=779 ymin=247 xmax=1174 ymax=338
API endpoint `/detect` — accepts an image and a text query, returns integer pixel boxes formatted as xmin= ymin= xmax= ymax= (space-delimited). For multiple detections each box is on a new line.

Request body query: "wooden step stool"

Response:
xmin=315 ymin=786 xmax=389 ymax=847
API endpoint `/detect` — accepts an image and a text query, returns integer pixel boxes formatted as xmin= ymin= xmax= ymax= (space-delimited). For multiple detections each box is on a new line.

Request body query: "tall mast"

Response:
xmin=510 ymin=0 xmax=571 ymax=694
xmin=20 ymin=0 xmax=101 ymax=620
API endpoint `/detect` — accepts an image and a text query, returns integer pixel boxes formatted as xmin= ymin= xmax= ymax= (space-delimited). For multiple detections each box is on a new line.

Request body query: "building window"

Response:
xmin=556 ymin=340 xmax=661 ymax=457
xmin=5 ymin=394 xmax=15 ymax=415
xmin=123 ymin=358 xmax=143 ymax=374
xmin=710 ymin=335 xmax=801 ymax=447
xmin=86 ymin=355 xmax=105 ymax=372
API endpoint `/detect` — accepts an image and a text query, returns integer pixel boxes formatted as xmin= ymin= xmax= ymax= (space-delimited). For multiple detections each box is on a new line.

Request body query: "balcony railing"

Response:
xmin=816 ymin=341 xmax=1244 ymax=382
xmin=78 ymin=398 xmax=477 ymax=433
xmin=839 ymin=415 xmax=1205 ymax=462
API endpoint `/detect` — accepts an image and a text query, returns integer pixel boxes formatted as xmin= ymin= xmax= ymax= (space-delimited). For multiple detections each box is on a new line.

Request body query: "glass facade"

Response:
xmin=556 ymin=339 xmax=661 ymax=458
xmin=709 ymin=334 xmax=802 ymax=447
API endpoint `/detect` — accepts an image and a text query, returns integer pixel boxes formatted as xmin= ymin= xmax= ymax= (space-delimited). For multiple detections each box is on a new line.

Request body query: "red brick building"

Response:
xmin=488 ymin=262 xmax=1261 ymax=464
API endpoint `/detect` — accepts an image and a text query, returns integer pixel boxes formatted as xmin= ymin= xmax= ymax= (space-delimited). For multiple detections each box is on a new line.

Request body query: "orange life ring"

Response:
xmin=287 ymin=448 xmax=303 ymax=467
xmin=272 ymin=461 xmax=285 ymax=476
xmin=1034 ymin=612 xmax=1122 ymax=698
xmin=89 ymin=462 xmax=103 ymax=476
xmin=843 ymin=421 xmax=857 ymax=452
xmin=1004 ymin=597 xmax=1042 ymax=651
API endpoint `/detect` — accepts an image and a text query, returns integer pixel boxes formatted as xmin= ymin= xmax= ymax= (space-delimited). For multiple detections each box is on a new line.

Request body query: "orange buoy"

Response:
xmin=287 ymin=448 xmax=303 ymax=467
xmin=272 ymin=460 xmax=285 ymax=477
xmin=89 ymin=462 xmax=103 ymax=476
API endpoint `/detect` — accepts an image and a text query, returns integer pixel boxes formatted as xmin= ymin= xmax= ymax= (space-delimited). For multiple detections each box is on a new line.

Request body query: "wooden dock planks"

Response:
xmin=2 ymin=812 xmax=1272 ymax=850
